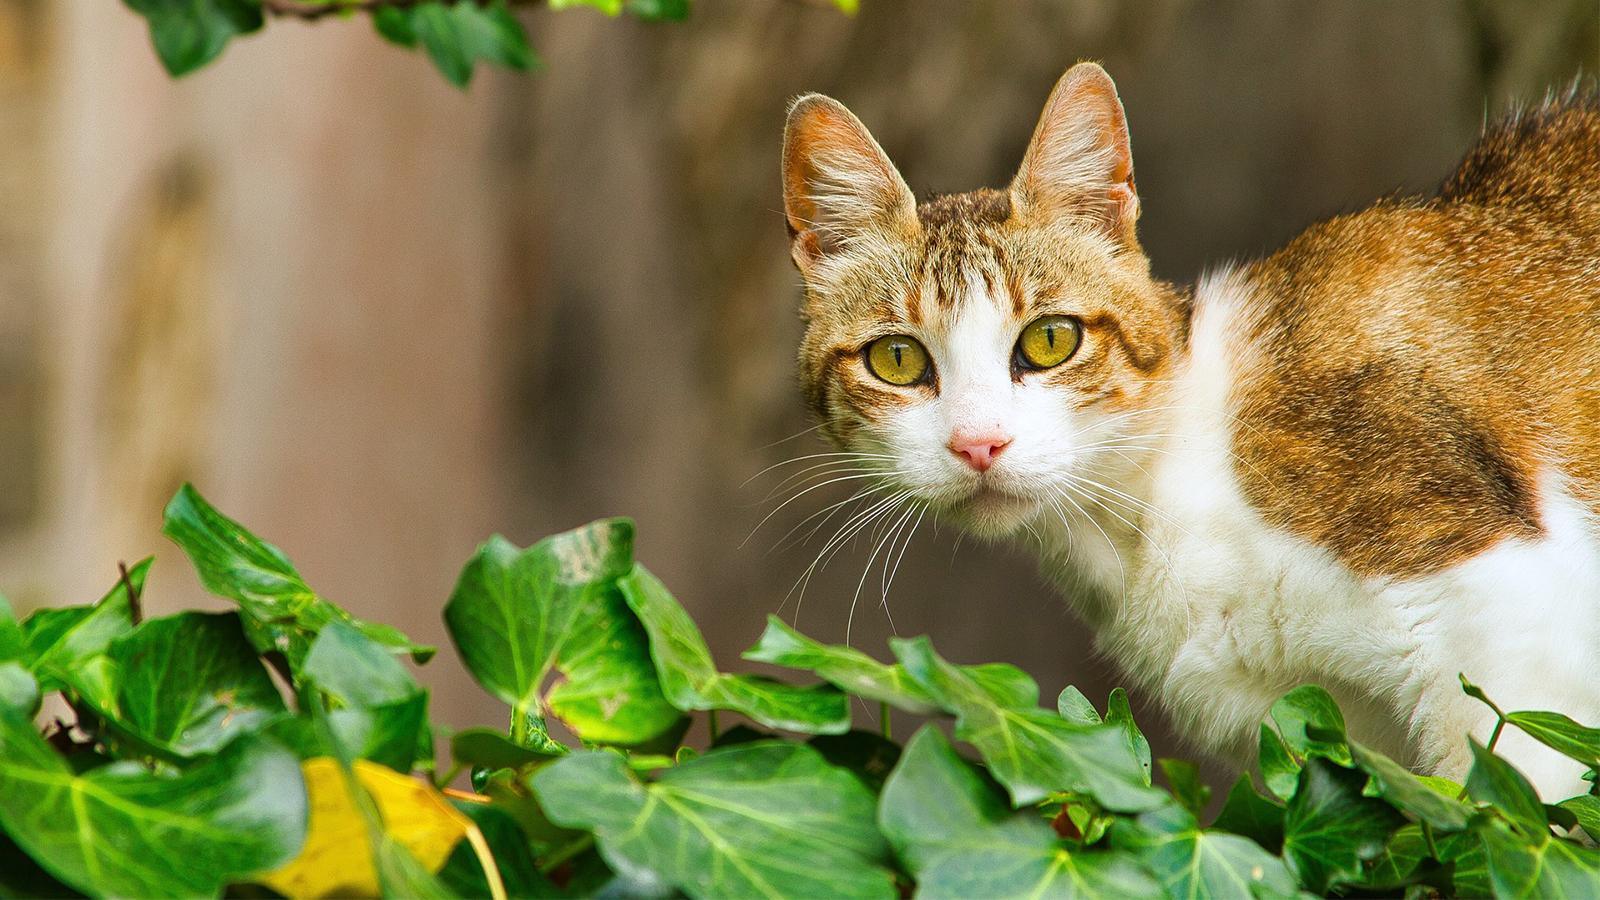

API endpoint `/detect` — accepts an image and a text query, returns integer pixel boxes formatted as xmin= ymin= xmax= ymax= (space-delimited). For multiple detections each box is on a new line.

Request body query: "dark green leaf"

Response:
xmin=163 ymin=484 xmax=433 ymax=668
xmin=1158 ymin=758 xmax=1210 ymax=818
xmin=621 ymin=566 xmax=849 ymax=734
xmin=625 ymin=0 xmax=690 ymax=20
xmin=95 ymin=611 xmax=287 ymax=757
xmin=1506 ymin=711 xmax=1600 ymax=770
xmin=1281 ymin=758 xmax=1406 ymax=893
xmin=1467 ymin=739 xmax=1549 ymax=840
xmin=1269 ymin=684 xmax=1350 ymax=764
xmin=1105 ymin=689 xmax=1151 ymax=783
xmin=1111 ymin=804 xmax=1298 ymax=899
xmin=892 ymin=636 xmax=1165 ymax=811
xmin=1210 ymin=775 xmax=1284 ymax=851
xmin=1478 ymin=817 xmax=1600 ymax=898
xmin=0 ymin=830 xmax=82 ymax=899
xmin=451 ymin=727 xmax=558 ymax=772
xmin=534 ymin=742 xmax=896 ymax=899
xmin=121 ymin=0 xmax=263 ymax=76
xmin=273 ymin=622 xmax=432 ymax=770
xmin=0 ymin=709 xmax=306 ymax=899
xmin=879 ymin=727 xmax=1159 ymax=899
xmin=407 ymin=0 xmax=534 ymax=88
xmin=1349 ymin=740 xmax=1472 ymax=831
xmin=439 ymin=802 xmax=557 ymax=898
xmin=809 ymin=730 xmax=901 ymax=794
xmin=1362 ymin=824 xmax=1488 ymax=895
xmin=445 ymin=521 xmax=680 ymax=745
xmin=371 ymin=7 xmax=417 ymax=45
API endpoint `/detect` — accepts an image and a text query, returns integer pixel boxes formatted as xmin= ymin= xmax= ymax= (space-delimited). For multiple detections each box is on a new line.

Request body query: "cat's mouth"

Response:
xmin=948 ymin=481 xmax=1038 ymax=536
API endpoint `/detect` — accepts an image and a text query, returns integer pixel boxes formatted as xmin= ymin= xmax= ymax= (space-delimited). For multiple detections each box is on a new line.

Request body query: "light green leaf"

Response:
xmin=96 ymin=611 xmax=287 ymax=758
xmin=743 ymin=616 xmax=1033 ymax=714
xmin=892 ymin=636 xmax=1166 ymax=811
xmin=550 ymin=0 xmax=625 ymax=12
xmin=302 ymin=621 xmax=432 ymax=771
xmin=879 ymin=727 xmax=1160 ymax=899
xmin=1281 ymin=758 xmax=1405 ymax=893
xmin=1506 ymin=711 xmax=1600 ymax=770
xmin=444 ymin=520 xmax=680 ymax=746
xmin=1478 ymin=817 xmax=1600 ymax=898
xmin=1111 ymin=804 xmax=1298 ymax=899
xmin=621 ymin=567 xmax=849 ymax=734
xmin=0 ymin=596 xmax=24 ymax=662
xmin=1466 ymin=739 xmax=1549 ymax=840
xmin=1258 ymin=723 xmax=1300 ymax=802
xmin=163 ymin=483 xmax=433 ymax=669
xmin=23 ymin=558 xmax=149 ymax=688
xmin=1562 ymin=795 xmax=1600 ymax=840
xmin=0 ymin=709 xmax=306 ymax=899
xmin=408 ymin=0 xmax=535 ymax=88
xmin=0 ymin=662 xmax=37 ymax=715
xmin=1056 ymin=686 xmax=1101 ymax=726
xmin=1349 ymin=740 xmax=1472 ymax=831
xmin=534 ymin=742 xmax=896 ymax=899
xmin=121 ymin=0 xmax=263 ymax=77
xmin=1106 ymin=689 xmax=1151 ymax=783
xmin=1269 ymin=684 xmax=1351 ymax=764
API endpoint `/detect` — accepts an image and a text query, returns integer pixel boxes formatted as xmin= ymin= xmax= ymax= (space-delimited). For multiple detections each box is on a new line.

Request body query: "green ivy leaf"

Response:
xmin=1056 ymin=686 xmax=1101 ymax=726
xmin=1505 ymin=711 xmax=1600 ymax=770
xmin=438 ymin=803 xmax=557 ymax=898
xmin=1258 ymin=722 xmax=1301 ymax=801
xmin=1562 ymin=795 xmax=1600 ymax=840
xmin=1210 ymin=775 xmax=1284 ymax=852
xmin=1349 ymin=740 xmax=1472 ymax=831
xmin=1466 ymin=740 xmax=1550 ymax=840
xmin=1111 ymin=803 xmax=1298 ymax=899
xmin=0 ymin=662 xmax=37 ymax=717
xmin=1362 ymin=824 xmax=1488 ymax=895
xmin=892 ymin=636 xmax=1166 ymax=811
xmin=879 ymin=727 xmax=1159 ymax=899
xmin=450 ymin=727 xmax=559 ymax=772
xmin=1105 ymin=689 xmax=1151 ymax=783
xmin=625 ymin=0 xmax=690 ymax=20
xmin=0 ymin=709 xmax=306 ymax=899
xmin=163 ymin=484 xmax=433 ymax=669
xmin=1269 ymin=684 xmax=1351 ymax=765
xmin=121 ymin=0 xmax=264 ymax=77
xmin=406 ymin=0 xmax=535 ymax=88
xmin=533 ymin=742 xmax=896 ymax=899
xmin=1157 ymin=758 xmax=1210 ymax=818
xmin=444 ymin=520 xmax=680 ymax=746
xmin=303 ymin=621 xmax=432 ymax=770
xmin=0 ymin=596 xmax=24 ymax=662
xmin=1478 ymin=817 xmax=1600 ymax=898
xmin=95 ymin=611 xmax=287 ymax=758
xmin=1281 ymin=758 xmax=1406 ymax=893
xmin=620 ymin=567 xmax=849 ymax=734
xmin=550 ymin=0 xmax=624 ymax=12
xmin=743 ymin=616 xmax=1032 ymax=714
xmin=23 ymin=559 xmax=149 ymax=689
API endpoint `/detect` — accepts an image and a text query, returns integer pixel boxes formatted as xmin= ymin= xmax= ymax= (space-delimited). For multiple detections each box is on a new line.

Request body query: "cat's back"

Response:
xmin=1217 ymin=91 xmax=1600 ymax=580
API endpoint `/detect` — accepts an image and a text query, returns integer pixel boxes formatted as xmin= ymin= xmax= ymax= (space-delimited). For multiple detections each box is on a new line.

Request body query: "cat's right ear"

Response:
xmin=782 ymin=95 xmax=917 ymax=272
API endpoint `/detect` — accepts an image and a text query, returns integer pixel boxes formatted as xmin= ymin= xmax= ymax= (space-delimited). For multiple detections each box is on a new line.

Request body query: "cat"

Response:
xmin=780 ymin=62 xmax=1600 ymax=800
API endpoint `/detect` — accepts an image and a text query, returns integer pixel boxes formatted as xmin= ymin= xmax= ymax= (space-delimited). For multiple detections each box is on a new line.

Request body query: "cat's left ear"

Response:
xmin=1011 ymin=62 xmax=1140 ymax=246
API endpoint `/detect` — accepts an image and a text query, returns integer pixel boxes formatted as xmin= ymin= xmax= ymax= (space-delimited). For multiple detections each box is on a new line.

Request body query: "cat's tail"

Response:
xmin=1436 ymin=79 xmax=1600 ymax=209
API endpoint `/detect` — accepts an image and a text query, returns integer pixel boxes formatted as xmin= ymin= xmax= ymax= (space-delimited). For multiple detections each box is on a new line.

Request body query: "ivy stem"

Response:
xmin=538 ymin=834 xmax=594 ymax=875
xmin=880 ymin=702 xmax=892 ymax=740
xmin=1422 ymin=821 xmax=1441 ymax=860
xmin=707 ymin=709 xmax=720 ymax=744
xmin=1486 ymin=716 xmax=1507 ymax=753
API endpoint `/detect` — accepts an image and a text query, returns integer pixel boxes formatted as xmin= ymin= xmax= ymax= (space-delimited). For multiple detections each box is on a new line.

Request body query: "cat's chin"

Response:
xmin=945 ymin=485 xmax=1038 ymax=538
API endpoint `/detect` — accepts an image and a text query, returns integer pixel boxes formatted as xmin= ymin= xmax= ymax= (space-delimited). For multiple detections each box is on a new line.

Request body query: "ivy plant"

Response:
xmin=1 ymin=483 xmax=1598 ymax=898
xmin=120 ymin=0 xmax=859 ymax=87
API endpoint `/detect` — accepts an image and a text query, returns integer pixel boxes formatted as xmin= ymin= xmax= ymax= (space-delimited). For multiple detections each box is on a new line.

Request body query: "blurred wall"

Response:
xmin=0 ymin=0 xmax=1594 ymax=754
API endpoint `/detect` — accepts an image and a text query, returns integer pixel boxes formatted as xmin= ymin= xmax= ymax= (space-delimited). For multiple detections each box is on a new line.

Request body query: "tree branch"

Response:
xmin=261 ymin=0 xmax=544 ymax=21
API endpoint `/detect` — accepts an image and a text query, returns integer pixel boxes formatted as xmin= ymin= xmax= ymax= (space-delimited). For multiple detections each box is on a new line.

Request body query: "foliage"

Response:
xmin=120 ymin=0 xmax=859 ymax=87
xmin=2 ymin=487 xmax=1599 ymax=898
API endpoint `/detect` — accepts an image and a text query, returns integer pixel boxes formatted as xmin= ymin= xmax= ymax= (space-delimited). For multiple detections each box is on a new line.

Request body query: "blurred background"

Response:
xmin=0 ymin=0 xmax=1594 ymax=756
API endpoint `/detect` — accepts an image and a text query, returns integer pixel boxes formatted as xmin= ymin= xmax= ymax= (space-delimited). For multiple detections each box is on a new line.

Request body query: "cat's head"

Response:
xmin=783 ymin=63 xmax=1188 ymax=539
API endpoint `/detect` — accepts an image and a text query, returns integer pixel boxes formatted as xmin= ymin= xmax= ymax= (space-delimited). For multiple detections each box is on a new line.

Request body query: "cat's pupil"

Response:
xmin=894 ymin=345 xmax=903 ymax=366
xmin=1045 ymin=326 xmax=1056 ymax=347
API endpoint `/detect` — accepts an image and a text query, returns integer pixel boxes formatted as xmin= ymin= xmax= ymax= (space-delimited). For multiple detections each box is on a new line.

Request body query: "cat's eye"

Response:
xmin=1016 ymin=315 xmax=1082 ymax=370
xmin=865 ymin=335 xmax=931 ymax=386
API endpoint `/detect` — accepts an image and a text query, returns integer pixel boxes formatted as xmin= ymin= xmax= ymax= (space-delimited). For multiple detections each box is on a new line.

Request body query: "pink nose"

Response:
xmin=948 ymin=432 xmax=1011 ymax=472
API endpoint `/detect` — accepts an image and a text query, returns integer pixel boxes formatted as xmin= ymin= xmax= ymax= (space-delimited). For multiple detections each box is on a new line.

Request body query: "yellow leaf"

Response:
xmin=259 ymin=757 xmax=471 ymax=898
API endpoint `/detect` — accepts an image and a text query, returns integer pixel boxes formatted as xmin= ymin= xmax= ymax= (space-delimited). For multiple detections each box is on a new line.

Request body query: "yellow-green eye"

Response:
xmin=1017 ymin=315 xmax=1082 ymax=369
xmin=865 ymin=335 xmax=931 ymax=386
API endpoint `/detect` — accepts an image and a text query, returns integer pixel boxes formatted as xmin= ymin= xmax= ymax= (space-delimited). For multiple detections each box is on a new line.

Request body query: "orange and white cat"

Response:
xmin=781 ymin=63 xmax=1600 ymax=798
